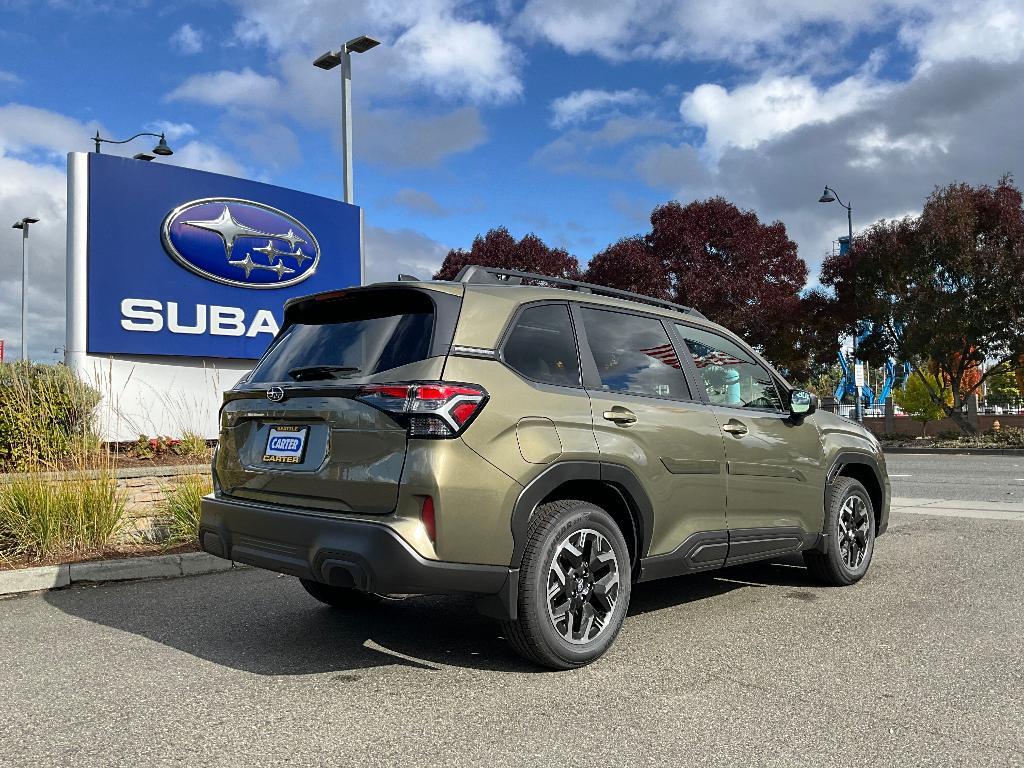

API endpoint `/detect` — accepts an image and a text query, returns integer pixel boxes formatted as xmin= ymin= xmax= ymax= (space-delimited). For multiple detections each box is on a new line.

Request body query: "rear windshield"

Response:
xmin=248 ymin=290 xmax=436 ymax=384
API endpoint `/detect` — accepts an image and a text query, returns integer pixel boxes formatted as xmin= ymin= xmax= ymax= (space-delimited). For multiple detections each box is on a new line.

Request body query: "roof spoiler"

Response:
xmin=453 ymin=264 xmax=706 ymax=319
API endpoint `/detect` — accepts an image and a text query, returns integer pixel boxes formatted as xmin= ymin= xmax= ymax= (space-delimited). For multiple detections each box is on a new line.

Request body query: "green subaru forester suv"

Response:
xmin=200 ymin=265 xmax=889 ymax=669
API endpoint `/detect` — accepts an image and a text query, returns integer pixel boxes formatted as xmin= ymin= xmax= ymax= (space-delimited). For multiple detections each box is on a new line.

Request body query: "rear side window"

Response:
xmin=249 ymin=290 xmax=435 ymax=384
xmin=580 ymin=307 xmax=690 ymax=399
xmin=677 ymin=324 xmax=784 ymax=412
xmin=503 ymin=304 xmax=581 ymax=387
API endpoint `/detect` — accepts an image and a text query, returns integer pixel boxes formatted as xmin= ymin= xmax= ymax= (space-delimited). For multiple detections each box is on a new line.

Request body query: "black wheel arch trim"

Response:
xmin=509 ymin=461 xmax=655 ymax=569
xmin=826 ymin=451 xmax=889 ymax=536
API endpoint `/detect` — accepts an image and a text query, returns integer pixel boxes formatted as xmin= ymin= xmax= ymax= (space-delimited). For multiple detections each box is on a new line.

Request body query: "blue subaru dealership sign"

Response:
xmin=85 ymin=153 xmax=360 ymax=359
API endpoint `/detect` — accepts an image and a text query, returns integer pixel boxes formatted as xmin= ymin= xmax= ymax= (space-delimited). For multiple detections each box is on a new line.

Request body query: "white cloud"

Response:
xmin=363 ymin=225 xmax=449 ymax=284
xmin=0 ymin=71 xmax=21 ymax=85
xmin=226 ymin=0 xmax=522 ymax=104
xmin=393 ymin=11 xmax=522 ymax=102
xmin=164 ymin=140 xmax=247 ymax=177
xmin=550 ymin=88 xmax=645 ymax=128
xmin=166 ymin=68 xmax=282 ymax=107
xmin=170 ymin=23 xmax=204 ymax=55
xmin=145 ymin=120 xmax=196 ymax=142
xmin=0 ymin=104 xmax=99 ymax=157
xmin=680 ymin=72 xmax=894 ymax=156
xmin=518 ymin=0 xmax=931 ymax=66
xmin=902 ymin=0 xmax=1024 ymax=67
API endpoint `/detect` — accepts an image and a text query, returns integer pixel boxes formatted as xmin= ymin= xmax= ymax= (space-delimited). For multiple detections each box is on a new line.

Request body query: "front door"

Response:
xmin=674 ymin=324 xmax=827 ymax=562
xmin=575 ymin=305 xmax=729 ymax=564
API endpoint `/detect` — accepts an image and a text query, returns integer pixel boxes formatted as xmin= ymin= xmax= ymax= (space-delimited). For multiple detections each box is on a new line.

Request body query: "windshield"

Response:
xmin=248 ymin=291 xmax=435 ymax=384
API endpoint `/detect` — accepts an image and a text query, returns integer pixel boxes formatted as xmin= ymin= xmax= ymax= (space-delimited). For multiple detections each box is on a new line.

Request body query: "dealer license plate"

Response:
xmin=262 ymin=425 xmax=309 ymax=464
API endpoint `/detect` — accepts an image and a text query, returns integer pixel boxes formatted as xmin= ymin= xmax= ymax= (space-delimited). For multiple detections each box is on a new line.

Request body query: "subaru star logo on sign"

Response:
xmin=84 ymin=153 xmax=359 ymax=359
xmin=161 ymin=199 xmax=320 ymax=289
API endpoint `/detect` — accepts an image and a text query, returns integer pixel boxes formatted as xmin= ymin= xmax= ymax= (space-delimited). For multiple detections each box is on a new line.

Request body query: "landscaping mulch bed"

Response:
xmin=99 ymin=451 xmax=213 ymax=469
xmin=880 ymin=437 xmax=1024 ymax=450
xmin=0 ymin=541 xmax=199 ymax=572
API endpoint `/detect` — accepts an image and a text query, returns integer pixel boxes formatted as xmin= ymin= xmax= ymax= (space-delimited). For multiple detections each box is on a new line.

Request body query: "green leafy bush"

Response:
xmin=0 ymin=470 xmax=125 ymax=560
xmin=0 ymin=362 xmax=101 ymax=471
xmin=162 ymin=474 xmax=212 ymax=543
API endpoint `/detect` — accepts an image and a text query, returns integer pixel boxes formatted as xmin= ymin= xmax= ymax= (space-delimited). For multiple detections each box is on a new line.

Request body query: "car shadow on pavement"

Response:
xmin=45 ymin=555 xmax=817 ymax=676
xmin=627 ymin=552 xmax=816 ymax=616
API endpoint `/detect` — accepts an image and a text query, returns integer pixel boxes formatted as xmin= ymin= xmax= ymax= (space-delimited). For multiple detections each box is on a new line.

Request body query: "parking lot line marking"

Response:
xmin=889 ymin=474 xmax=913 ymax=477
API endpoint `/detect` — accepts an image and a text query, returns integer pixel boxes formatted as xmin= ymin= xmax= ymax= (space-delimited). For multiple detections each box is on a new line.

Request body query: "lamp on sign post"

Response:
xmin=12 ymin=217 xmax=40 ymax=361
xmin=818 ymin=184 xmax=862 ymax=423
xmin=313 ymin=34 xmax=380 ymax=204
xmin=92 ymin=131 xmax=174 ymax=157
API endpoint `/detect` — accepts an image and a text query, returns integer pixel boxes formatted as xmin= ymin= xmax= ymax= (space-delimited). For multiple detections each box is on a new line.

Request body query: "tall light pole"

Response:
xmin=12 ymin=217 xmax=40 ymax=362
xmin=818 ymin=184 xmax=862 ymax=423
xmin=313 ymin=35 xmax=380 ymax=204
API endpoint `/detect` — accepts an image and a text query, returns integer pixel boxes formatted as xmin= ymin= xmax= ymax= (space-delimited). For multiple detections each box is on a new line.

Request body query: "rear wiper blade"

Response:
xmin=287 ymin=365 xmax=362 ymax=381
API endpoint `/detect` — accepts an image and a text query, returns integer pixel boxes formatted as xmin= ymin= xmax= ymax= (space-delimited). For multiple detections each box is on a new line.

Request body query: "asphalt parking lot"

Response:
xmin=2 ymin=455 xmax=1022 ymax=767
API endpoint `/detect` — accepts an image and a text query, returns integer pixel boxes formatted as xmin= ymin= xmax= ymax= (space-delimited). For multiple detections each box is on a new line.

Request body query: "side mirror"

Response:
xmin=789 ymin=389 xmax=817 ymax=419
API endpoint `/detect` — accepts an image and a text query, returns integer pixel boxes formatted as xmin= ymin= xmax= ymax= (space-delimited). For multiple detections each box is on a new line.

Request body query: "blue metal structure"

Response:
xmin=834 ymin=321 xmax=910 ymax=406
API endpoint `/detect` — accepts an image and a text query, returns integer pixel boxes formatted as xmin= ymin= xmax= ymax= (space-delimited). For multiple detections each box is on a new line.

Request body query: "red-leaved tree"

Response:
xmin=583 ymin=198 xmax=809 ymax=374
xmin=583 ymin=237 xmax=669 ymax=298
xmin=433 ymin=226 xmax=580 ymax=281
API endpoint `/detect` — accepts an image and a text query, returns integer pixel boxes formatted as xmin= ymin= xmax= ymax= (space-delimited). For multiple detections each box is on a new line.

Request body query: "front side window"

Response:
xmin=503 ymin=304 xmax=581 ymax=387
xmin=677 ymin=325 xmax=784 ymax=412
xmin=581 ymin=307 xmax=689 ymax=399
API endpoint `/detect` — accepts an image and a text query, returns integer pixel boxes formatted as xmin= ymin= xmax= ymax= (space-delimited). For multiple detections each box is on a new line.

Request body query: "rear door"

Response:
xmin=575 ymin=305 xmax=728 ymax=562
xmin=674 ymin=323 xmax=827 ymax=559
xmin=215 ymin=286 xmax=460 ymax=513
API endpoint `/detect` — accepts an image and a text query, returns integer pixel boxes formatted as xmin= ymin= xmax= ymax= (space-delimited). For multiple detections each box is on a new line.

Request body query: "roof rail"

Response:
xmin=453 ymin=264 xmax=707 ymax=320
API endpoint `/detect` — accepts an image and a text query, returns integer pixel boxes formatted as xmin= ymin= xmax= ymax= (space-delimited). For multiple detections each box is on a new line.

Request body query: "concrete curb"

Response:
xmin=0 ymin=552 xmax=243 ymax=597
xmin=883 ymin=446 xmax=1024 ymax=455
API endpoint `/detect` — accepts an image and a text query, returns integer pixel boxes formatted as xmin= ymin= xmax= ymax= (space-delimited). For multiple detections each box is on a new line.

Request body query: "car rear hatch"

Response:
xmin=215 ymin=284 xmax=462 ymax=514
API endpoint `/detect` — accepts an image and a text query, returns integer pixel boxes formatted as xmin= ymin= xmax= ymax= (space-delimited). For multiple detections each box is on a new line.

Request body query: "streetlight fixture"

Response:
xmin=313 ymin=34 xmax=380 ymax=204
xmin=818 ymin=184 xmax=862 ymax=423
xmin=12 ymin=217 xmax=40 ymax=362
xmin=92 ymin=131 xmax=174 ymax=157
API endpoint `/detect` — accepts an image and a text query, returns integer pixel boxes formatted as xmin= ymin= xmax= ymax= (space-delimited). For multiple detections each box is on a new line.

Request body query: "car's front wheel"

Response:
xmin=502 ymin=499 xmax=631 ymax=670
xmin=804 ymin=476 xmax=876 ymax=586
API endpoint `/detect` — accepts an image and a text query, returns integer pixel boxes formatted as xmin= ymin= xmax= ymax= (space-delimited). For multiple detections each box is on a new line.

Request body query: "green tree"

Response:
xmin=986 ymin=370 xmax=1021 ymax=405
xmin=821 ymin=175 xmax=1024 ymax=434
xmin=895 ymin=374 xmax=949 ymax=437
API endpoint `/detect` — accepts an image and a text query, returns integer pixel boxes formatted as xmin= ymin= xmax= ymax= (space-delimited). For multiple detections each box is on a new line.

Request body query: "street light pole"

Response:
xmin=12 ymin=217 xmax=40 ymax=362
xmin=313 ymin=35 xmax=380 ymax=204
xmin=818 ymin=184 xmax=862 ymax=423
xmin=340 ymin=48 xmax=354 ymax=205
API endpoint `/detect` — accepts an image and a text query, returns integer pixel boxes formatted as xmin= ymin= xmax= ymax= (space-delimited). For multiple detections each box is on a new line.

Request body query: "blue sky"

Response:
xmin=2 ymin=0 xmax=1023 ymax=359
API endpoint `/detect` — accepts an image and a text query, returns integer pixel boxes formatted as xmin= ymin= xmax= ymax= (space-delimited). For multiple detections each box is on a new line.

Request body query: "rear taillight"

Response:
xmin=356 ymin=382 xmax=488 ymax=438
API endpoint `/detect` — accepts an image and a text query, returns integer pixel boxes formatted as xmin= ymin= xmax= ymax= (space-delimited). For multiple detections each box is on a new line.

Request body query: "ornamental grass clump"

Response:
xmin=163 ymin=474 xmax=212 ymax=544
xmin=0 ymin=470 xmax=126 ymax=561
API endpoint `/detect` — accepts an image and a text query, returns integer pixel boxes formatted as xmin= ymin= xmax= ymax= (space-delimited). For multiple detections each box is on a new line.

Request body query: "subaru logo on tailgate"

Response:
xmin=161 ymin=198 xmax=320 ymax=289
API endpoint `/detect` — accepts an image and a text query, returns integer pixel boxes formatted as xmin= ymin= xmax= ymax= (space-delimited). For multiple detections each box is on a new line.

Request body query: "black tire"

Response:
xmin=804 ymin=476 xmax=876 ymax=586
xmin=299 ymin=578 xmax=383 ymax=609
xmin=502 ymin=499 xmax=632 ymax=670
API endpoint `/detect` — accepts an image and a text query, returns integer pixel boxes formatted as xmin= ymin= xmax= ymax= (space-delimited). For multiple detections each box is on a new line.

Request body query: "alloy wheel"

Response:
xmin=837 ymin=494 xmax=871 ymax=570
xmin=546 ymin=528 xmax=620 ymax=645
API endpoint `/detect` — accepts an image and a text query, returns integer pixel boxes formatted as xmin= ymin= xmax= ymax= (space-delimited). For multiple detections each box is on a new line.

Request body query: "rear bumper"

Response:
xmin=200 ymin=494 xmax=517 ymax=618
